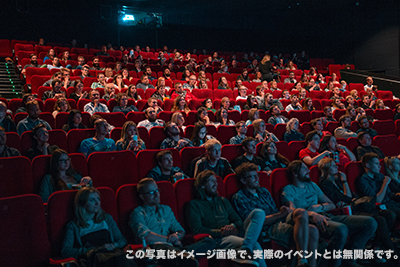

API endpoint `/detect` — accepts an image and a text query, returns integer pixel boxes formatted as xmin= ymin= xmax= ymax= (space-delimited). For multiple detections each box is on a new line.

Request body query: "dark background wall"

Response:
xmin=1 ymin=0 xmax=399 ymax=76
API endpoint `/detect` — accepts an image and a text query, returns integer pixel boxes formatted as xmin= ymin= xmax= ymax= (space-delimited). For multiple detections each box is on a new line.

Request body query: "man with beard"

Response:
xmin=262 ymin=93 xmax=284 ymax=111
xmin=96 ymin=45 xmax=109 ymax=56
xmin=21 ymin=53 xmax=39 ymax=74
xmin=186 ymin=170 xmax=267 ymax=267
xmin=144 ymin=66 xmax=156 ymax=81
xmin=42 ymin=79 xmax=65 ymax=101
xmin=73 ymin=56 xmax=86 ymax=69
xmin=355 ymin=116 xmax=378 ymax=138
xmin=137 ymin=75 xmax=155 ymax=90
xmin=79 ymin=118 xmax=115 ymax=157
xmin=299 ymin=130 xmax=332 ymax=167
xmin=232 ymin=163 xmax=319 ymax=267
xmin=334 ymin=115 xmax=357 ymax=139
xmin=47 ymin=56 xmax=62 ymax=70
xmin=283 ymin=160 xmax=377 ymax=267
xmin=170 ymin=82 xmax=196 ymax=101
xmin=0 ymin=126 xmax=20 ymax=157
xmin=90 ymin=57 xmax=104 ymax=71
xmin=194 ymin=139 xmax=234 ymax=178
xmin=356 ymin=132 xmax=385 ymax=160
xmin=229 ymin=121 xmax=247 ymax=145
xmin=285 ymin=94 xmax=303 ymax=112
xmin=17 ymin=100 xmax=52 ymax=135
xmin=0 ymin=102 xmax=16 ymax=132
xmin=137 ymin=107 xmax=165 ymax=131
xmin=90 ymin=73 xmax=107 ymax=89
xmin=130 ymin=178 xmax=214 ymax=267
xmin=320 ymin=106 xmax=336 ymax=125
xmin=163 ymin=68 xmax=172 ymax=80
xmin=267 ymin=104 xmax=288 ymax=126
xmin=84 ymin=89 xmax=109 ymax=115
xmin=160 ymin=122 xmax=193 ymax=151
xmin=147 ymin=150 xmax=188 ymax=183
xmin=79 ymin=65 xmax=91 ymax=80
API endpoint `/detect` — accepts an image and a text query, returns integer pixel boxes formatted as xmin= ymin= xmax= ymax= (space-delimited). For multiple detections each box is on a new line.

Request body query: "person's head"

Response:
xmin=361 ymin=152 xmax=380 ymax=174
xmin=145 ymin=107 xmax=157 ymax=122
xmin=68 ymin=109 xmax=82 ymax=126
xmin=54 ymin=97 xmax=70 ymax=112
xmin=189 ymin=75 xmax=196 ymax=85
xmin=362 ymin=95 xmax=370 ymax=105
xmin=0 ymin=126 xmax=6 ymax=146
xmin=305 ymin=130 xmax=320 ymax=150
xmin=164 ymin=121 xmax=180 ymax=137
xmin=289 ymin=71 xmax=295 ymax=79
xmin=339 ymin=115 xmax=352 ymax=129
xmin=195 ymin=170 xmax=218 ymax=198
xmin=77 ymin=56 xmax=85 ymax=65
xmin=171 ymin=112 xmax=185 ymax=126
xmin=156 ymin=150 xmax=173 ymax=172
xmin=115 ymin=93 xmax=129 ymax=108
xmin=94 ymin=118 xmax=108 ymax=136
xmin=0 ymin=101 xmax=7 ymax=120
xmin=27 ymin=100 xmax=40 ymax=119
xmin=140 ymin=74 xmax=149 ymax=85
xmin=196 ymin=107 xmax=208 ymax=123
xmin=191 ymin=121 xmax=207 ymax=141
xmin=74 ymin=187 xmax=105 ymax=227
xmin=346 ymin=95 xmax=355 ymax=106
xmin=287 ymin=160 xmax=311 ymax=183
xmin=235 ymin=121 xmax=247 ymax=135
xmin=289 ymin=94 xmax=299 ymax=105
xmin=242 ymin=137 xmax=257 ymax=156
xmin=215 ymin=108 xmax=229 ymax=123
xmin=221 ymin=97 xmax=230 ymax=109
xmin=375 ymin=99 xmax=385 ymax=109
xmin=270 ymin=104 xmax=281 ymax=116
xmin=396 ymin=103 xmax=400 ymax=114
xmin=346 ymin=106 xmax=356 ymax=118
xmin=248 ymin=108 xmax=259 ymax=122
xmin=29 ymin=53 xmax=37 ymax=64
xmin=357 ymin=115 xmax=369 ymax=129
xmin=332 ymin=97 xmax=343 ymax=109
xmin=265 ymin=93 xmax=273 ymax=104
xmin=52 ymin=57 xmax=60 ymax=66
xmin=218 ymin=76 xmax=228 ymax=85
xmin=97 ymin=72 xmax=105 ymax=84
xmin=113 ymin=73 xmax=124 ymax=85
xmin=147 ymin=97 xmax=158 ymax=109
xmin=356 ymin=107 xmax=366 ymax=117
xmin=269 ymin=81 xmax=278 ymax=89
xmin=253 ymin=119 xmax=266 ymax=134
xmin=320 ymin=134 xmax=339 ymax=152
xmin=163 ymin=68 xmax=171 ymax=77
xmin=205 ymin=139 xmax=221 ymax=161
xmin=22 ymin=93 xmax=34 ymax=107
xmin=366 ymin=76 xmax=373 ymax=86
xmin=51 ymin=79 xmax=62 ymax=93
xmin=303 ymin=97 xmax=314 ymax=110
xmin=357 ymin=131 xmax=372 ymax=147
xmin=286 ymin=118 xmax=299 ymax=133
xmin=318 ymin=158 xmax=339 ymax=181
xmin=50 ymin=148 xmax=75 ymax=177
xmin=311 ymin=118 xmax=323 ymax=132
xmin=299 ymin=88 xmax=307 ymax=98
xmin=89 ymin=89 xmax=100 ymax=102
xmin=281 ymin=90 xmax=289 ymax=100
xmin=385 ymin=156 xmax=400 ymax=178
xmin=323 ymin=106 xmax=333 ymax=118
xmin=235 ymin=163 xmax=259 ymax=190
xmin=73 ymin=80 xmax=83 ymax=94
xmin=246 ymin=95 xmax=257 ymax=108
xmin=120 ymin=121 xmax=139 ymax=143
xmin=32 ymin=124 xmax=48 ymax=145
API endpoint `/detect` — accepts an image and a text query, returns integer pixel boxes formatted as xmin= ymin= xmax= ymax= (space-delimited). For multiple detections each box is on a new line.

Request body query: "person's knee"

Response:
xmin=250 ymin=208 xmax=266 ymax=222
xmin=333 ymin=223 xmax=348 ymax=243
xmin=293 ymin=208 xmax=308 ymax=224
xmin=366 ymin=217 xmax=378 ymax=233
xmin=309 ymin=225 xmax=319 ymax=242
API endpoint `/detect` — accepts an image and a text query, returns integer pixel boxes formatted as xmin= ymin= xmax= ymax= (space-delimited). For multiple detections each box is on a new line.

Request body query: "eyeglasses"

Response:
xmin=59 ymin=158 xmax=71 ymax=163
xmin=142 ymin=188 xmax=160 ymax=195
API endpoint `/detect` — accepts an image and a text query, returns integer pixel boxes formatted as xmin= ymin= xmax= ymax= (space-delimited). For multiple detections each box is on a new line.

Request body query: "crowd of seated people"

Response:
xmin=5 ymin=40 xmax=400 ymax=266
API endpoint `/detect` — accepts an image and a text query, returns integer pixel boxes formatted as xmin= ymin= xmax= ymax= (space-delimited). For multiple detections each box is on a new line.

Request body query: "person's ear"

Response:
xmin=139 ymin=193 xmax=144 ymax=201
xmin=365 ymin=162 xmax=370 ymax=169
xmin=240 ymin=177 xmax=246 ymax=185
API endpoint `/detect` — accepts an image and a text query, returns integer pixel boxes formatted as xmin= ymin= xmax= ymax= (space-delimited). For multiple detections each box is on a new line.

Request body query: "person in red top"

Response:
xmin=318 ymin=135 xmax=356 ymax=167
xmin=299 ymin=130 xmax=331 ymax=167
xmin=170 ymin=82 xmax=197 ymax=101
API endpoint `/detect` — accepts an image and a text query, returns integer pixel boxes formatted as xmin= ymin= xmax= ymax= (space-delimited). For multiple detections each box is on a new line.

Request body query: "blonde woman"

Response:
xmin=283 ymin=118 xmax=304 ymax=142
xmin=245 ymin=108 xmax=259 ymax=126
xmin=253 ymin=118 xmax=278 ymax=143
xmin=171 ymin=111 xmax=186 ymax=131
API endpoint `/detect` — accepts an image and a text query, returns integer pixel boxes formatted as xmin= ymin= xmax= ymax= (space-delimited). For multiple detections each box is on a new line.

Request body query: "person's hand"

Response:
xmin=93 ymin=98 xmax=99 ymax=107
xmin=307 ymin=204 xmax=322 ymax=213
xmin=266 ymin=170 xmax=272 ymax=175
xmin=336 ymin=201 xmax=346 ymax=208
xmin=296 ymin=103 xmax=302 ymax=108
xmin=310 ymin=212 xmax=330 ymax=233
xmin=339 ymin=172 xmax=347 ymax=182
xmin=255 ymin=133 xmax=263 ymax=143
xmin=204 ymin=115 xmax=210 ymax=124
xmin=322 ymin=150 xmax=332 ymax=157
xmin=279 ymin=206 xmax=291 ymax=217
xmin=370 ymin=100 xmax=375 ymax=107
xmin=167 ymin=233 xmax=180 ymax=244
xmin=221 ymin=225 xmax=238 ymax=236
xmin=80 ymin=176 xmax=92 ymax=185
xmin=99 ymin=243 xmax=116 ymax=251
xmin=337 ymin=144 xmax=346 ymax=151
xmin=177 ymin=139 xmax=188 ymax=149
xmin=54 ymin=93 xmax=64 ymax=99
xmin=81 ymin=91 xmax=88 ymax=99
xmin=174 ymin=172 xmax=184 ymax=181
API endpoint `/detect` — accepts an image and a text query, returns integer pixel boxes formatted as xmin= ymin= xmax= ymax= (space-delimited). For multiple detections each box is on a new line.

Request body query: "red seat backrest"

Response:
xmin=31 ymin=155 xmax=51 ymax=194
xmin=345 ymin=162 xmax=364 ymax=193
xmin=217 ymin=125 xmax=237 ymax=144
xmin=373 ymin=134 xmax=400 ymax=156
xmin=5 ymin=132 xmax=21 ymax=152
xmin=180 ymin=146 xmax=206 ymax=175
xmin=270 ymin=168 xmax=290 ymax=207
xmin=221 ymin=144 xmax=245 ymax=162
xmin=288 ymin=141 xmax=306 ymax=161
xmin=67 ymin=128 xmax=95 ymax=153
xmin=373 ymin=120 xmax=395 ymax=135
xmin=0 ymin=156 xmax=33 ymax=197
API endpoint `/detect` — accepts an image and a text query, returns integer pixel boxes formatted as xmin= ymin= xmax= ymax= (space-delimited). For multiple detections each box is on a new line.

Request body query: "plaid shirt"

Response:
xmin=160 ymin=137 xmax=193 ymax=151
xmin=229 ymin=134 xmax=246 ymax=145
xmin=232 ymin=187 xmax=278 ymax=221
xmin=194 ymin=156 xmax=234 ymax=178
xmin=137 ymin=119 xmax=165 ymax=131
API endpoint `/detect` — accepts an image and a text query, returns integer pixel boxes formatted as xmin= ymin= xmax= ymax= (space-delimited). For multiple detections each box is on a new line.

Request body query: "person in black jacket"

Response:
xmin=0 ymin=101 xmax=16 ymax=133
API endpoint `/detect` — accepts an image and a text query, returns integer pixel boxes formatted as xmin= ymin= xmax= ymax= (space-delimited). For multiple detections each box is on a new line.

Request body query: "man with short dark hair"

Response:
xmin=361 ymin=95 xmax=375 ymax=110
xmin=320 ymin=106 xmax=336 ymax=125
xmin=145 ymin=97 xmax=163 ymax=114
xmin=136 ymin=75 xmax=155 ymax=90
xmin=144 ymin=66 xmax=156 ymax=81
xmin=283 ymin=160 xmax=377 ymax=267
xmin=284 ymin=71 xmax=297 ymax=84
xmin=21 ymin=53 xmax=39 ymax=74
xmin=0 ymin=126 xmax=21 ymax=157
xmin=356 ymin=132 xmax=385 ymax=160
xmin=334 ymin=115 xmax=357 ymax=139
xmin=78 ymin=119 xmax=115 ymax=157
xmin=160 ymin=122 xmax=193 ymax=151
xmin=96 ymin=45 xmax=109 ymax=56
xmin=90 ymin=73 xmax=107 ymax=89
xmin=267 ymin=104 xmax=288 ymax=126
xmin=285 ymin=94 xmax=302 ymax=111
xmin=137 ymin=107 xmax=165 ymax=131
xmin=17 ymin=100 xmax=52 ymax=135
xmin=0 ymin=101 xmax=16 ymax=132
xmin=42 ymin=79 xmax=65 ymax=101
xmin=299 ymin=130 xmax=332 ymax=166
xmin=229 ymin=121 xmax=247 ymax=145
xmin=231 ymin=137 xmax=267 ymax=171
xmin=130 ymin=178 xmax=214 ymax=267
xmin=73 ymin=56 xmax=86 ymax=69
xmin=194 ymin=139 xmax=234 ymax=178
xmin=170 ymin=82 xmax=196 ymax=100
xmin=355 ymin=115 xmax=378 ymax=137
xmin=232 ymin=163 xmax=318 ymax=267
xmin=91 ymin=57 xmax=104 ymax=71
xmin=79 ymin=65 xmax=91 ymax=80
xmin=133 ymin=60 xmax=141 ymax=73
xmin=84 ymin=89 xmax=110 ymax=115
xmin=47 ymin=56 xmax=62 ymax=70
xmin=186 ymin=170 xmax=267 ymax=267
xmin=147 ymin=150 xmax=188 ymax=183
xmin=262 ymin=93 xmax=284 ymax=111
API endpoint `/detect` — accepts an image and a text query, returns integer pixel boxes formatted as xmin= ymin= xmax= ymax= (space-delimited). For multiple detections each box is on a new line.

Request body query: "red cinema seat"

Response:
xmin=373 ymin=120 xmax=395 ymax=135
xmin=300 ymin=122 xmax=313 ymax=136
xmin=47 ymin=188 xmax=117 ymax=258
xmin=373 ymin=135 xmax=400 ymax=156
xmin=333 ymin=109 xmax=346 ymax=121
xmin=0 ymin=156 xmax=33 ymax=197
xmin=188 ymin=99 xmax=204 ymax=111
xmin=221 ymin=144 xmax=245 ymax=162
xmin=288 ymin=141 xmax=306 ymax=161
xmin=0 ymin=194 xmax=50 ymax=267
xmin=69 ymin=153 xmax=88 ymax=176
xmin=311 ymin=110 xmax=324 ymax=120
xmin=20 ymin=129 xmax=67 ymax=155
xmin=349 ymin=83 xmax=364 ymax=92
xmin=5 ymin=132 xmax=21 ymax=152
xmin=326 ymin=121 xmax=340 ymax=134
xmin=228 ymin=110 xmax=241 ymax=122
xmin=88 ymin=151 xmax=138 ymax=191
xmin=136 ymin=148 xmax=181 ymax=179
xmin=95 ymin=112 xmax=127 ymax=127
xmin=71 ymin=47 xmax=88 ymax=55
xmin=217 ymin=125 xmax=237 ymax=144
xmin=270 ymin=168 xmax=290 ymax=207
xmin=149 ymin=126 xmax=168 ymax=149
xmin=8 ymin=99 xmax=23 ymax=114
xmin=377 ymin=91 xmax=393 ymax=100
xmin=192 ymin=89 xmax=213 ymax=99
xmin=274 ymin=124 xmax=287 ymax=140
xmin=126 ymin=111 xmax=146 ymax=124
xmin=180 ymin=146 xmax=206 ymax=175
xmin=31 ymin=155 xmax=51 ymax=194
xmin=288 ymin=110 xmax=311 ymax=124
xmin=0 ymin=39 xmax=12 ymax=57
xmin=345 ymin=162 xmax=364 ymax=193
xmin=310 ymin=91 xmax=327 ymax=100
xmin=25 ymin=67 xmax=50 ymax=84
xmin=67 ymin=128 xmax=95 ymax=153
xmin=214 ymin=89 xmax=233 ymax=100
xmin=31 ymin=75 xmax=52 ymax=94
xmin=55 ymin=112 xmax=70 ymax=129
xmin=374 ymin=109 xmax=394 ymax=121
xmin=116 ymin=181 xmax=177 ymax=243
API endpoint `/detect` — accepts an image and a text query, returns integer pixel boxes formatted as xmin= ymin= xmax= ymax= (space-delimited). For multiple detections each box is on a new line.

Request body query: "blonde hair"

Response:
xmin=286 ymin=118 xmax=299 ymax=133
xmin=116 ymin=121 xmax=142 ymax=147
xmin=385 ymin=156 xmax=400 ymax=182
xmin=252 ymin=119 xmax=265 ymax=134
xmin=248 ymin=108 xmax=259 ymax=122
xmin=318 ymin=157 xmax=336 ymax=182
xmin=74 ymin=187 xmax=105 ymax=228
xmin=171 ymin=112 xmax=184 ymax=126
xmin=205 ymin=139 xmax=221 ymax=151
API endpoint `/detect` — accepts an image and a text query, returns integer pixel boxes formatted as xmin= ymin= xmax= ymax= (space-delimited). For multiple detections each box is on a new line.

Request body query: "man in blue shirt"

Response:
xmin=79 ymin=119 xmax=115 ymax=157
xmin=17 ymin=100 xmax=52 ymax=135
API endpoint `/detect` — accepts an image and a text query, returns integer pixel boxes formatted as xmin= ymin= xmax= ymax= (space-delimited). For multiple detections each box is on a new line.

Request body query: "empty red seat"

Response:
xmin=377 ymin=91 xmax=393 ymax=100
xmin=213 ymin=89 xmax=233 ymax=99
xmin=274 ymin=124 xmax=287 ymax=140
xmin=221 ymin=144 xmax=245 ymax=162
xmin=31 ymin=75 xmax=52 ymax=94
xmin=288 ymin=141 xmax=306 ymax=161
xmin=374 ymin=109 xmax=394 ymax=121
xmin=373 ymin=135 xmax=400 ymax=156
xmin=288 ymin=110 xmax=311 ymax=124
xmin=333 ymin=109 xmax=346 ymax=121
xmin=180 ymin=146 xmax=206 ymax=175
xmin=25 ymin=67 xmax=50 ymax=84
xmin=270 ymin=168 xmax=290 ymax=206
xmin=345 ymin=162 xmax=364 ymax=193
xmin=192 ymin=89 xmax=213 ymax=99
xmin=31 ymin=155 xmax=51 ymax=194
xmin=148 ymin=126 xmax=168 ymax=149
xmin=0 ymin=39 xmax=12 ymax=57
xmin=373 ymin=120 xmax=395 ymax=135
xmin=88 ymin=151 xmax=138 ymax=191
xmin=326 ymin=121 xmax=340 ymax=134
xmin=217 ymin=125 xmax=237 ymax=144
xmin=5 ymin=132 xmax=21 ymax=152
xmin=0 ymin=156 xmax=33 ymax=197
xmin=349 ymin=83 xmax=364 ymax=92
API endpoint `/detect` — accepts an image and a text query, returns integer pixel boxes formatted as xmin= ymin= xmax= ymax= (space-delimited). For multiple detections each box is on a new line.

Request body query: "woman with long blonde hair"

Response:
xmin=116 ymin=121 xmax=146 ymax=153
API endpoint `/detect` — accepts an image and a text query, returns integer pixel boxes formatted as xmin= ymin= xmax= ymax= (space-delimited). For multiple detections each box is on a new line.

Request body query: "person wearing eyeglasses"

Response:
xmin=137 ymin=107 xmax=165 ymax=131
xmin=39 ymin=149 xmax=92 ymax=203
xmin=182 ymin=75 xmax=198 ymax=92
xmin=145 ymin=97 xmax=163 ymax=114
xmin=229 ymin=121 xmax=248 ymax=145
xmin=84 ymin=89 xmax=110 ymax=115
xmin=147 ymin=150 xmax=188 ymax=183
xmin=130 ymin=178 xmax=214 ymax=266
xmin=171 ymin=82 xmax=196 ymax=101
